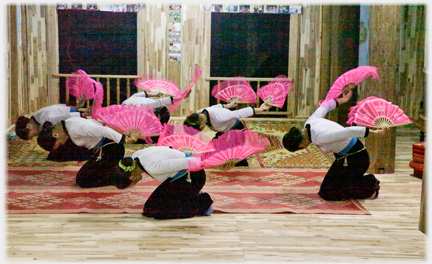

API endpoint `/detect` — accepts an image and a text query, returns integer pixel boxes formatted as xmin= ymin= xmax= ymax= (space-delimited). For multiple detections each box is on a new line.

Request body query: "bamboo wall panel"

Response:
xmin=6 ymin=3 xmax=426 ymax=130
xmin=397 ymin=5 xmax=426 ymax=120
xmin=296 ymin=5 xmax=323 ymax=117
xmin=364 ymin=5 xmax=401 ymax=174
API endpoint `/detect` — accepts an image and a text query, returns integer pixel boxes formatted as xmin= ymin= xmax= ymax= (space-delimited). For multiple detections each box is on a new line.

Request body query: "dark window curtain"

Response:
xmin=210 ymin=13 xmax=290 ymax=78
xmin=57 ymin=9 xmax=137 ymax=105
xmin=210 ymin=13 xmax=290 ymax=107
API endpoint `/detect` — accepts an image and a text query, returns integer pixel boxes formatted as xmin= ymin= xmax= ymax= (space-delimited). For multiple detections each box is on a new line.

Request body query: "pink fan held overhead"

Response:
xmin=257 ymin=75 xmax=293 ymax=108
xmin=168 ymin=66 xmax=202 ymax=113
xmin=319 ymin=66 xmax=379 ymax=105
xmin=200 ymin=129 xmax=269 ymax=171
xmin=212 ymin=77 xmax=256 ymax=104
xmin=347 ymin=97 xmax=412 ymax=128
xmin=134 ymin=73 xmax=182 ymax=98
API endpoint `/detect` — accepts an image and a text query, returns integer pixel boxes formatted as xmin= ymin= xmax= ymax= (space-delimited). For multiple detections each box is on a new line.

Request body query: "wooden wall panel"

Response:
xmin=6 ymin=3 xmax=426 ymax=130
xmin=397 ymin=5 xmax=426 ymax=120
xmin=296 ymin=5 xmax=323 ymax=117
xmin=364 ymin=5 xmax=401 ymax=174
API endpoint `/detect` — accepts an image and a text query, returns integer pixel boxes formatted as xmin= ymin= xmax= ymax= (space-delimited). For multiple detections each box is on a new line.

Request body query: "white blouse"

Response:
xmin=197 ymin=104 xmax=254 ymax=133
xmin=305 ymin=99 xmax=368 ymax=153
xmin=34 ymin=104 xmax=81 ymax=126
xmin=65 ymin=117 xmax=124 ymax=150
xmin=132 ymin=146 xmax=192 ymax=182
xmin=122 ymin=91 xmax=172 ymax=109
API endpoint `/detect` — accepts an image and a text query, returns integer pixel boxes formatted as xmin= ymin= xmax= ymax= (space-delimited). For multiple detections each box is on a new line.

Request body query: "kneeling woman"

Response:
xmin=117 ymin=146 xmax=213 ymax=219
xmin=37 ymin=117 xmax=138 ymax=189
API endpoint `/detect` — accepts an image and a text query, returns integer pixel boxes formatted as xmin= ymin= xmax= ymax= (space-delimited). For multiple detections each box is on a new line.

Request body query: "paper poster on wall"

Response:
xmin=212 ymin=4 xmax=222 ymax=12
xmin=266 ymin=5 xmax=278 ymax=13
xmin=278 ymin=5 xmax=289 ymax=13
xmin=239 ymin=5 xmax=250 ymax=13
xmin=225 ymin=5 xmax=238 ymax=12
xmin=169 ymin=43 xmax=181 ymax=52
xmin=169 ymin=53 xmax=181 ymax=61
xmin=169 ymin=4 xmax=182 ymax=10
xmin=87 ymin=3 xmax=97 ymax=10
xmin=113 ymin=4 xmax=127 ymax=12
xmin=169 ymin=32 xmax=181 ymax=42
xmin=252 ymin=5 xmax=264 ymax=13
xmin=99 ymin=3 xmax=113 ymax=11
xmin=71 ymin=3 xmax=83 ymax=9
xmin=169 ymin=12 xmax=181 ymax=22
xmin=288 ymin=5 xmax=302 ymax=14
xmin=168 ymin=22 xmax=181 ymax=32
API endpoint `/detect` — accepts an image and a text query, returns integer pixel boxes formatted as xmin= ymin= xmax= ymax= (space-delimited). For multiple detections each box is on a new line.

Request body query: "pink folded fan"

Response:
xmin=346 ymin=96 xmax=380 ymax=126
xmin=200 ymin=129 xmax=269 ymax=171
xmin=257 ymin=75 xmax=293 ymax=108
xmin=92 ymin=105 xmax=153 ymax=124
xmin=134 ymin=73 xmax=182 ymax=97
xmin=159 ymin=123 xmax=212 ymax=142
xmin=212 ymin=77 xmax=256 ymax=104
xmin=347 ymin=97 xmax=412 ymax=128
xmin=168 ymin=66 xmax=202 ymax=113
xmin=103 ymin=108 xmax=163 ymax=144
xmin=320 ymin=66 xmax=379 ymax=105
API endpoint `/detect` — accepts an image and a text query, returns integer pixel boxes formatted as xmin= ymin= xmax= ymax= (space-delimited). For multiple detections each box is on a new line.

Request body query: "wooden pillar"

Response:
xmin=419 ymin=167 xmax=427 ymax=233
xmin=364 ymin=5 xmax=400 ymax=174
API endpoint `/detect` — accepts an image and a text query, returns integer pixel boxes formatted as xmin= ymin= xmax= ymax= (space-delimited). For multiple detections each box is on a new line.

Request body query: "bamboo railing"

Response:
xmin=52 ymin=74 xmax=293 ymax=116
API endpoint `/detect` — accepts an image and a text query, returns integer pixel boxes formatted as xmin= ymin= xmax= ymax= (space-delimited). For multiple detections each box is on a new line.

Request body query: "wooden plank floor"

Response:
xmin=6 ymin=126 xmax=427 ymax=262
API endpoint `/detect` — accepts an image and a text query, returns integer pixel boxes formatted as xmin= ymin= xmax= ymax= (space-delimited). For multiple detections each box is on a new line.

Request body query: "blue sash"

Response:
xmin=337 ymin=137 xmax=358 ymax=156
xmin=171 ymin=152 xmax=191 ymax=180
xmin=230 ymin=119 xmax=241 ymax=130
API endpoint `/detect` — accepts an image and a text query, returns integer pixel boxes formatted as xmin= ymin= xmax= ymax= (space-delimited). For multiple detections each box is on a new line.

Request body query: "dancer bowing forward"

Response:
xmin=282 ymin=85 xmax=386 ymax=201
xmin=183 ymin=101 xmax=271 ymax=138
xmin=117 ymin=146 xmax=213 ymax=219
xmin=37 ymin=116 xmax=139 ymax=188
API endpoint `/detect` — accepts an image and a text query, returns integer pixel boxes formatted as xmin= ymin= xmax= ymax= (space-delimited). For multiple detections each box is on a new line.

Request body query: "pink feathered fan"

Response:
xmin=67 ymin=69 xmax=104 ymax=105
xmin=212 ymin=77 xmax=256 ymax=103
xmin=320 ymin=66 xmax=379 ymax=105
xmin=168 ymin=66 xmax=202 ymax=113
xmin=200 ymin=129 xmax=269 ymax=171
xmin=257 ymin=75 xmax=293 ymax=108
xmin=347 ymin=97 xmax=412 ymax=128
xmin=134 ymin=74 xmax=182 ymax=97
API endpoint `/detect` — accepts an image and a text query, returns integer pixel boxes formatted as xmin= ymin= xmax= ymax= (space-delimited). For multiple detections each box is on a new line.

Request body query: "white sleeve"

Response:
xmin=316 ymin=127 xmax=368 ymax=144
xmin=47 ymin=112 xmax=80 ymax=126
xmin=213 ymin=107 xmax=254 ymax=122
xmin=196 ymin=104 xmax=223 ymax=114
xmin=310 ymin=99 xmax=337 ymax=119
xmin=131 ymin=91 xmax=148 ymax=98
xmin=149 ymin=158 xmax=190 ymax=175
xmin=76 ymin=121 xmax=124 ymax=143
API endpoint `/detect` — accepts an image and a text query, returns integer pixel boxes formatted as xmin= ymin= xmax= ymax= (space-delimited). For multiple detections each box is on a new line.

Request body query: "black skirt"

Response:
xmin=318 ymin=140 xmax=380 ymax=201
xmin=75 ymin=140 xmax=125 ymax=188
xmin=143 ymin=169 xmax=213 ymax=219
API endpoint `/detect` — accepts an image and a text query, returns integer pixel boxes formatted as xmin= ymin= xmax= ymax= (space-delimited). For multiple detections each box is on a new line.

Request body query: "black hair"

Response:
xmin=15 ymin=116 xmax=32 ymax=140
xmin=282 ymin=126 xmax=304 ymax=152
xmin=183 ymin=113 xmax=203 ymax=131
xmin=114 ymin=157 xmax=135 ymax=189
xmin=36 ymin=121 xmax=57 ymax=151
